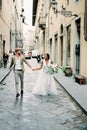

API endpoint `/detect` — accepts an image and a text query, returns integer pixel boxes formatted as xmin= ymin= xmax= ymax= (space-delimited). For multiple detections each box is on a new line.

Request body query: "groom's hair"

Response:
xmin=46 ymin=53 xmax=50 ymax=59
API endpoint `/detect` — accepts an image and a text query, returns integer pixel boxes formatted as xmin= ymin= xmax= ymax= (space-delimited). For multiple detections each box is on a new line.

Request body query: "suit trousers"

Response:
xmin=14 ymin=70 xmax=24 ymax=93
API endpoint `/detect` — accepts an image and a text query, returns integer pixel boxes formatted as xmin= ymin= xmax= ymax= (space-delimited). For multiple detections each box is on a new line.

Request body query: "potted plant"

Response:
xmin=62 ymin=66 xmax=72 ymax=76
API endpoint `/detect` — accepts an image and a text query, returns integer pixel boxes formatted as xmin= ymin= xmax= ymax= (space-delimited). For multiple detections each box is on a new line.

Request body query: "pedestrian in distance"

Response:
xmin=32 ymin=53 xmax=58 ymax=96
xmin=3 ymin=52 xmax=9 ymax=68
xmin=8 ymin=49 xmax=13 ymax=66
xmin=37 ymin=54 xmax=41 ymax=63
xmin=9 ymin=48 xmax=32 ymax=98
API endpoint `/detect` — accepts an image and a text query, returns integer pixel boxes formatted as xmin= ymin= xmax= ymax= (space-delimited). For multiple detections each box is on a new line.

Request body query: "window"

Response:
xmin=60 ymin=24 xmax=63 ymax=34
xmin=0 ymin=0 xmax=2 ymax=9
xmin=67 ymin=0 xmax=69 ymax=5
xmin=76 ymin=0 xmax=79 ymax=2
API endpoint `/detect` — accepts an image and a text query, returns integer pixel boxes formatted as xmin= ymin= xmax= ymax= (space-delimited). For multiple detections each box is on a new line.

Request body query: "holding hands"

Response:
xmin=32 ymin=68 xmax=36 ymax=71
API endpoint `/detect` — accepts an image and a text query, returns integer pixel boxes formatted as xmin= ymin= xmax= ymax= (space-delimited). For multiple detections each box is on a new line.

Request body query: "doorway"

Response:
xmin=66 ymin=25 xmax=71 ymax=66
xmin=60 ymin=24 xmax=63 ymax=66
xmin=54 ymin=34 xmax=58 ymax=64
xmin=49 ymin=38 xmax=52 ymax=59
xmin=3 ymin=40 xmax=5 ymax=53
xmin=60 ymin=36 xmax=63 ymax=66
xmin=75 ymin=18 xmax=81 ymax=74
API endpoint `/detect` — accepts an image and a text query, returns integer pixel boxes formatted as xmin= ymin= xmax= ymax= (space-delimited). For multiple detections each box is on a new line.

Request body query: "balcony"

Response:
xmin=39 ymin=17 xmax=46 ymax=30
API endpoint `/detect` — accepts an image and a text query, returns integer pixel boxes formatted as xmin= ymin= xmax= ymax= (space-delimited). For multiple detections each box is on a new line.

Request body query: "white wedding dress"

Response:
xmin=32 ymin=59 xmax=57 ymax=96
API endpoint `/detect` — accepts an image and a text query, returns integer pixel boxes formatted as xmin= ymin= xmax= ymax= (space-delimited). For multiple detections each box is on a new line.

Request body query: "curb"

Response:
xmin=54 ymin=76 xmax=87 ymax=116
xmin=0 ymin=69 xmax=12 ymax=84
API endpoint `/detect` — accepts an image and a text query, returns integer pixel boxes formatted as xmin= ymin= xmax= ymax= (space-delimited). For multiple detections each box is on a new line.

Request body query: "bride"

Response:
xmin=32 ymin=53 xmax=57 ymax=96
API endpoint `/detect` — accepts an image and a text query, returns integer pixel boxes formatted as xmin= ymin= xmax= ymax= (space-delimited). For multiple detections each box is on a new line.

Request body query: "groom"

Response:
xmin=9 ymin=48 xmax=32 ymax=98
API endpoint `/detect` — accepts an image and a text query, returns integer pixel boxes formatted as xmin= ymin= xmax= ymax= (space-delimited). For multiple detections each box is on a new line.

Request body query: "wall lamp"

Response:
xmin=50 ymin=0 xmax=78 ymax=17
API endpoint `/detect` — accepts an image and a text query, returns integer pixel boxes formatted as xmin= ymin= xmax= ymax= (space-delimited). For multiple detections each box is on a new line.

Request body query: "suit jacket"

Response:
xmin=9 ymin=55 xmax=31 ymax=71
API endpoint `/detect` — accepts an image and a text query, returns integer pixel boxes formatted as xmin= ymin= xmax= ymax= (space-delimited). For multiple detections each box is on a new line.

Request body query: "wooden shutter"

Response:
xmin=84 ymin=0 xmax=87 ymax=41
xmin=0 ymin=0 xmax=2 ymax=9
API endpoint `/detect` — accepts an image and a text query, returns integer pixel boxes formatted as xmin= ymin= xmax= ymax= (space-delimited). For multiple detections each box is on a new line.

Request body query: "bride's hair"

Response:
xmin=46 ymin=53 xmax=50 ymax=60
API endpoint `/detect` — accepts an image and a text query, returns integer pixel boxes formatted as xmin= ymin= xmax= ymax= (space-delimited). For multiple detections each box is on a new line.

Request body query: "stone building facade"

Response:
xmin=33 ymin=0 xmax=87 ymax=78
xmin=23 ymin=26 xmax=35 ymax=52
xmin=0 ymin=0 xmax=23 ymax=67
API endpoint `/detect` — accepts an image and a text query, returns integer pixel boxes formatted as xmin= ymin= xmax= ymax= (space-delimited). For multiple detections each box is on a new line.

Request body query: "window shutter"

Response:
xmin=0 ymin=0 xmax=2 ymax=9
xmin=84 ymin=0 xmax=87 ymax=41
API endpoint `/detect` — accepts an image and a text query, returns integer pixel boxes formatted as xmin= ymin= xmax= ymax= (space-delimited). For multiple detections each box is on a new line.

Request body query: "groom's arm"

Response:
xmin=23 ymin=56 xmax=31 ymax=69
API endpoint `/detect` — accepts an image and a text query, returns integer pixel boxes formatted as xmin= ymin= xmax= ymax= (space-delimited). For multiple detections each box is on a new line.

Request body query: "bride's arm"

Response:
xmin=32 ymin=61 xmax=43 ymax=71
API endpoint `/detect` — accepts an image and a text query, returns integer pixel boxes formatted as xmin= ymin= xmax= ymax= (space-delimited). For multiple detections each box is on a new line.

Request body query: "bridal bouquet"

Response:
xmin=44 ymin=64 xmax=58 ymax=74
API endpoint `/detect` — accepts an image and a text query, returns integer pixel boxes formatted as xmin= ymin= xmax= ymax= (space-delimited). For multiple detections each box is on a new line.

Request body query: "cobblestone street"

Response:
xmin=0 ymin=59 xmax=87 ymax=130
xmin=0 ymin=0 xmax=87 ymax=129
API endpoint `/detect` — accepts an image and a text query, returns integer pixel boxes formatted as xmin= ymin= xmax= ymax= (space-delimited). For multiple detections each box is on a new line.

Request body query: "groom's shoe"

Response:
xmin=21 ymin=90 xmax=23 ymax=96
xmin=16 ymin=93 xmax=20 ymax=98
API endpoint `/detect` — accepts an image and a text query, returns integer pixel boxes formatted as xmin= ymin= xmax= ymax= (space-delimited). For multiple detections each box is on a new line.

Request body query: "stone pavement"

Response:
xmin=54 ymin=69 xmax=87 ymax=115
xmin=0 ymin=67 xmax=11 ymax=84
xmin=0 ymin=65 xmax=87 ymax=116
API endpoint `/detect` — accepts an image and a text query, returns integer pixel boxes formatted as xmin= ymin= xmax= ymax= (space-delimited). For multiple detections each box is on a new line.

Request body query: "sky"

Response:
xmin=23 ymin=0 xmax=33 ymax=26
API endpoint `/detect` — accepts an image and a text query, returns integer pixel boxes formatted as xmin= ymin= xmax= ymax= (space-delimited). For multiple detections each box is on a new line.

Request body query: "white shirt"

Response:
xmin=15 ymin=57 xmax=22 ymax=70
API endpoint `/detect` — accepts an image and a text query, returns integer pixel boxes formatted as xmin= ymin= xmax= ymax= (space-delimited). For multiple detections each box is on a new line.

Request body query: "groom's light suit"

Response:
xmin=9 ymin=55 xmax=31 ymax=92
